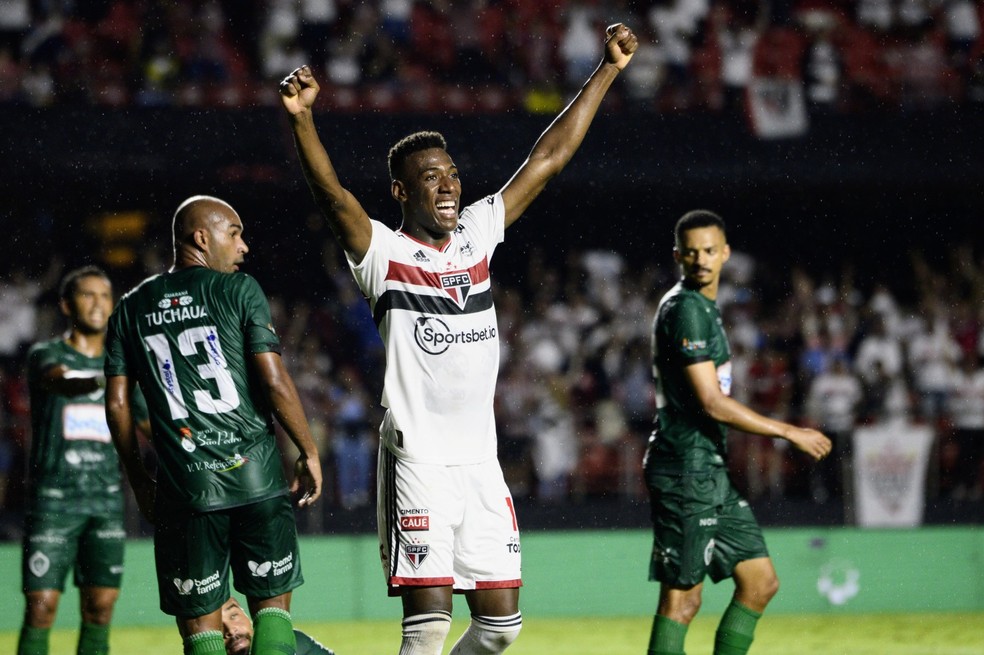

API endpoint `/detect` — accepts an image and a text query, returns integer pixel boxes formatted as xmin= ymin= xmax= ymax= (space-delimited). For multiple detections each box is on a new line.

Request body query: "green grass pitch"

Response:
xmin=3 ymin=613 xmax=983 ymax=654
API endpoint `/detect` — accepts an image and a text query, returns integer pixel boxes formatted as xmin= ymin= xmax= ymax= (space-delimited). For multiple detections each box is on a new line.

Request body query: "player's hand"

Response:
xmin=604 ymin=23 xmax=638 ymax=71
xmin=291 ymin=453 xmax=323 ymax=508
xmin=279 ymin=65 xmax=319 ymax=115
xmin=786 ymin=427 xmax=833 ymax=462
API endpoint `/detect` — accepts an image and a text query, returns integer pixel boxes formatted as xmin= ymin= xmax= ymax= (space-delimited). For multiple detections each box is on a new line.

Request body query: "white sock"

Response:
xmin=449 ymin=613 xmax=522 ymax=655
xmin=398 ymin=611 xmax=453 ymax=655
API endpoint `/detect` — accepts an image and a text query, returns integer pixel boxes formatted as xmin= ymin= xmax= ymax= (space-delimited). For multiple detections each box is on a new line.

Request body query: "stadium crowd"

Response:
xmin=1 ymin=230 xmax=983 ymax=537
xmin=1 ymin=0 xmax=981 ymax=539
xmin=0 ymin=0 xmax=982 ymax=112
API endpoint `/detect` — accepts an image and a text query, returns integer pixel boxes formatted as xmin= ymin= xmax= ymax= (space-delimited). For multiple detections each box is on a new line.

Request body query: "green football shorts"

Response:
xmin=646 ymin=466 xmax=768 ymax=587
xmin=22 ymin=508 xmax=125 ymax=592
xmin=154 ymin=493 xmax=303 ymax=617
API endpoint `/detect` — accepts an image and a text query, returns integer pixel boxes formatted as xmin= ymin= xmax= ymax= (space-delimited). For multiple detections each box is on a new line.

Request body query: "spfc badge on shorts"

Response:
xmin=405 ymin=544 xmax=429 ymax=569
xmin=29 ymin=551 xmax=50 ymax=577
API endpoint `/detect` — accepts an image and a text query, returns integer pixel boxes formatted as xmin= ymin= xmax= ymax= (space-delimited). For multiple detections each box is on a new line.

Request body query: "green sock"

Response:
xmin=17 ymin=625 xmax=50 ymax=655
xmin=648 ymin=614 xmax=688 ymax=655
xmin=252 ymin=607 xmax=296 ymax=655
xmin=77 ymin=622 xmax=110 ymax=655
xmin=182 ymin=630 xmax=225 ymax=655
xmin=714 ymin=601 xmax=762 ymax=655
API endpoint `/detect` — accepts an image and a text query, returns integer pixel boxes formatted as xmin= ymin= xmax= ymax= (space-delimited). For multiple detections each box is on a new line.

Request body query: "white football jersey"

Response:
xmin=347 ymin=193 xmax=505 ymax=464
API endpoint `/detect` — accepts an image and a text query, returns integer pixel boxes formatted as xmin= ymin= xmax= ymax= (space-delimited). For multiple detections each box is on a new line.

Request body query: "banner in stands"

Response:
xmin=853 ymin=419 xmax=934 ymax=527
xmin=746 ymin=77 xmax=809 ymax=139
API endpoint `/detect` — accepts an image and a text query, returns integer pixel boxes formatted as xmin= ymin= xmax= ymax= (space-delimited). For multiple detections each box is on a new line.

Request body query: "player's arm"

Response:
xmin=252 ymin=351 xmax=323 ymax=507
xmin=684 ymin=361 xmax=832 ymax=461
xmin=36 ymin=364 xmax=105 ymax=396
xmin=279 ymin=65 xmax=372 ymax=263
xmin=105 ymin=374 xmax=156 ymax=523
xmin=499 ymin=23 xmax=638 ymax=228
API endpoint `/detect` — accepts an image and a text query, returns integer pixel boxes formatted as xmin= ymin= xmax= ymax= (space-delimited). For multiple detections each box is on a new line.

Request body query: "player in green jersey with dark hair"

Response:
xmin=19 ymin=265 xmax=149 ymax=655
xmin=644 ymin=210 xmax=832 ymax=655
xmin=104 ymin=195 xmax=323 ymax=655
xmin=220 ymin=597 xmax=334 ymax=655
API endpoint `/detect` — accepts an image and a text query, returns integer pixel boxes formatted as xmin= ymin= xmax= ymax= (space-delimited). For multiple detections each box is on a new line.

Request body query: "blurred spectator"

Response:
xmin=860 ymin=359 xmax=913 ymax=421
xmin=907 ymin=305 xmax=961 ymax=422
xmin=560 ymin=2 xmax=603 ymax=90
xmin=0 ymin=0 xmax=30 ymax=56
xmin=856 ymin=0 xmax=894 ymax=33
xmin=945 ymin=353 xmax=984 ymax=500
xmin=329 ymin=365 xmax=374 ymax=510
xmin=713 ymin=0 xmax=769 ymax=113
xmin=854 ymin=314 xmax=904 ymax=387
xmin=800 ymin=9 xmax=844 ymax=112
xmin=741 ymin=345 xmax=793 ymax=499
xmin=379 ymin=0 xmax=413 ymax=47
xmin=299 ymin=0 xmax=338 ymax=66
xmin=648 ymin=0 xmax=711 ymax=109
xmin=530 ymin=373 xmax=577 ymax=501
xmin=621 ymin=21 xmax=665 ymax=110
xmin=805 ymin=357 xmax=863 ymax=503
xmin=0 ymin=264 xmax=56 ymax=364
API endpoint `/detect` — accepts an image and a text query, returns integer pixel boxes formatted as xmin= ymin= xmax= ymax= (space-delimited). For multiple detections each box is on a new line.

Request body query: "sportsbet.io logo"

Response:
xmin=413 ymin=316 xmax=497 ymax=355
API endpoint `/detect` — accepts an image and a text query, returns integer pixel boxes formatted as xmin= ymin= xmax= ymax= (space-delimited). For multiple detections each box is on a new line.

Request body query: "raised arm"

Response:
xmin=106 ymin=374 xmax=156 ymax=523
xmin=500 ymin=23 xmax=638 ymax=227
xmin=684 ymin=361 xmax=833 ymax=461
xmin=252 ymin=351 xmax=323 ymax=507
xmin=279 ymin=66 xmax=373 ymax=263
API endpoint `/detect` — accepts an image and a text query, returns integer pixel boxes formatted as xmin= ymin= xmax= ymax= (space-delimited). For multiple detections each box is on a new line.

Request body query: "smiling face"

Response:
xmin=220 ymin=598 xmax=252 ymax=655
xmin=674 ymin=225 xmax=730 ymax=299
xmin=392 ymin=147 xmax=461 ymax=245
xmin=61 ymin=274 xmax=113 ymax=335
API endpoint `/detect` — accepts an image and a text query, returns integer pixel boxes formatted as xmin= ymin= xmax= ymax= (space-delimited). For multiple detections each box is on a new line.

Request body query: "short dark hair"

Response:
xmin=59 ymin=265 xmax=110 ymax=301
xmin=387 ymin=131 xmax=447 ymax=181
xmin=674 ymin=209 xmax=726 ymax=248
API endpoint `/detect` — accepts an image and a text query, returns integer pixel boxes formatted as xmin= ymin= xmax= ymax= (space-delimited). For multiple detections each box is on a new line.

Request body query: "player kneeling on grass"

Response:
xmin=221 ymin=597 xmax=334 ymax=655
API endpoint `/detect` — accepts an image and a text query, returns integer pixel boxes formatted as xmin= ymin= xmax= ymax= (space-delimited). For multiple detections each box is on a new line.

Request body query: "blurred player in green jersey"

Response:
xmin=19 ymin=265 xmax=149 ymax=655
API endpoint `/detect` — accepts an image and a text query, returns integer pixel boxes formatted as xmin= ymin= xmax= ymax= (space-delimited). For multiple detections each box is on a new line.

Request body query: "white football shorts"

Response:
xmin=377 ymin=445 xmax=522 ymax=594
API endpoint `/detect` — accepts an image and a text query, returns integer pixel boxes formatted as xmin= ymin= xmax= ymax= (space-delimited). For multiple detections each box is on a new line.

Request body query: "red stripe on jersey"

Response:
xmin=389 ymin=576 xmax=455 ymax=587
xmin=385 ymin=258 xmax=490 ymax=289
xmin=475 ymin=579 xmax=523 ymax=589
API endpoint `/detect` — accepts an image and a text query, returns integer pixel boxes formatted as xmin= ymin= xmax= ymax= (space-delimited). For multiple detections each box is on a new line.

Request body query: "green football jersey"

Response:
xmin=105 ymin=267 xmax=288 ymax=512
xmin=27 ymin=339 xmax=123 ymax=515
xmin=649 ymin=281 xmax=733 ymax=472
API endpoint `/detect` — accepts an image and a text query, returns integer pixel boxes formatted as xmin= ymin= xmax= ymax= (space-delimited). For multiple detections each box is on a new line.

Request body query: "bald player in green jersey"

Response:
xmin=104 ymin=196 xmax=322 ymax=655
xmin=19 ymin=265 xmax=149 ymax=655
xmin=644 ymin=210 xmax=831 ymax=655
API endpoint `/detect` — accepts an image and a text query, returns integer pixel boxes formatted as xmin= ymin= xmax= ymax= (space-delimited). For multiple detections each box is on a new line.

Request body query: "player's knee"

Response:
xmin=80 ymin=599 xmax=116 ymax=625
xmin=763 ymin=573 xmax=780 ymax=602
xmin=24 ymin=594 xmax=59 ymax=627
xmin=454 ymin=613 xmax=522 ymax=654
xmin=742 ymin=573 xmax=779 ymax=612
xmin=677 ymin=596 xmax=702 ymax=624
xmin=659 ymin=592 xmax=701 ymax=624
xmin=401 ymin=611 xmax=453 ymax=655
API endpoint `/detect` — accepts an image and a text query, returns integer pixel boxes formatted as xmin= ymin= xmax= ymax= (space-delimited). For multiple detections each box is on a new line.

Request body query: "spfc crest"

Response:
xmin=440 ymin=271 xmax=472 ymax=308
xmin=404 ymin=544 xmax=429 ymax=569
